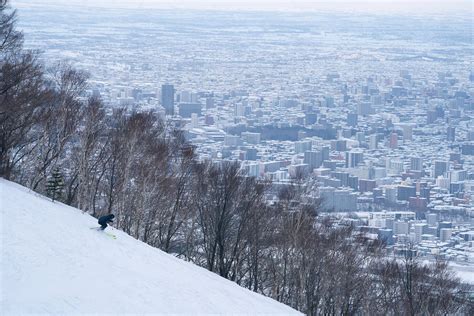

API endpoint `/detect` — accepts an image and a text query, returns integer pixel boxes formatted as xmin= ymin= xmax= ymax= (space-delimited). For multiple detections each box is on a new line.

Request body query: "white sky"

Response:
xmin=13 ymin=0 xmax=473 ymax=14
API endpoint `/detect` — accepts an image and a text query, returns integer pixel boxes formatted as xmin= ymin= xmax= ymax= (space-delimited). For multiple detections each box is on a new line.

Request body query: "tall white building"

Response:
xmin=394 ymin=221 xmax=409 ymax=235
xmin=440 ymin=228 xmax=452 ymax=242
xmin=410 ymin=157 xmax=423 ymax=171
xmin=369 ymin=134 xmax=378 ymax=149
xmin=414 ymin=223 xmax=428 ymax=243
xmin=426 ymin=213 xmax=438 ymax=226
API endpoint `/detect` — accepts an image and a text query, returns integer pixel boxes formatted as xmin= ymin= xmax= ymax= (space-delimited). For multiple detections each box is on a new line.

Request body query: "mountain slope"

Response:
xmin=0 ymin=179 xmax=301 ymax=315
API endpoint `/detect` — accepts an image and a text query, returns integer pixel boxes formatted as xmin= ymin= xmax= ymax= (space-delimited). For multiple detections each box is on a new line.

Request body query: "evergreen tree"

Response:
xmin=46 ymin=168 xmax=64 ymax=202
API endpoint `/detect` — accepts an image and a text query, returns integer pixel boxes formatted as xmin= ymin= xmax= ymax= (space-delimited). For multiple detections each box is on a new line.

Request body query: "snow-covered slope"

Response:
xmin=0 ymin=179 xmax=301 ymax=315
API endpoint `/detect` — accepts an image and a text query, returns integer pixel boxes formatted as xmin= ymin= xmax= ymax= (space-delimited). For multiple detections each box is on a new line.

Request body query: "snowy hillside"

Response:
xmin=0 ymin=179 xmax=301 ymax=315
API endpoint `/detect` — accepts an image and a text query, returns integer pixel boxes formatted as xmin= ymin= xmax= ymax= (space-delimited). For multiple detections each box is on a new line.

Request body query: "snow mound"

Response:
xmin=0 ymin=179 xmax=301 ymax=315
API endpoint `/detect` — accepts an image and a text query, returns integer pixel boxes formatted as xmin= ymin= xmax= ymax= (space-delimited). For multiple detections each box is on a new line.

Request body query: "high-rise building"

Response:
xmin=319 ymin=187 xmax=335 ymax=210
xmin=359 ymin=179 xmax=376 ymax=192
xmin=447 ymin=126 xmax=456 ymax=142
xmin=450 ymin=169 xmax=467 ymax=182
xmin=179 ymin=103 xmax=202 ymax=118
xmin=410 ymin=157 xmax=423 ymax=171
xmin=332 ymin=171 xmax=349 ymax=187
xmin=305 ymin=112 xmax=318 ymax=125
xmin=357 ymin=102 xmax=374 ymax=116
xmin=426 ymin=213 xmax=437 ymax=226
xmin=325 ymin=96 xmax=335 ymax=107
xmin=190 ymin=113 xmax=199 ymax=128
xmin=288 ymin=164 xmax=310 ymax=178
xmin=440 ymin=228 xmax=452 ymax=242
xmin=409 ymin=196 xmax=428 ymax=210
xmin=205 ymin=115 xmax=214 ymax=125
xmin=450 ymin=182 xmax=464 ymax=194
xmin=369 ymin=134 xmax=378 ymax=150
xmin=449 ymin=152 xmax=461 ymax=163
xmin=224 ymin=135 xmax=241 ymax=147
xmin=161 ymin=84 xmax=175 ymax=115
xmin=320 ymin=146 xmax=330 ymax=161
xmin=384 ymin=186 xmax=398 ymax=202
xmin=419 ymin=186 xmax=431 ymax=202
xmin=347 ymin=113 xmax=358 ymax=127
xmin=179 ymin=91 xmax=191 ymax=103
xmin=462 ymin=144 xmax=474 ymax=155
xmin=391 ymin=86 xmax=407 ymax=97
xmin=356 ymin=132 xmax=365 ymax=144
xmin=348 ymin=175 xmax=359 ymax=191
xmin=341 ymin=129 xmax=352 ymax=138
xmin=304 ymin=151 xmax=323 ymax=171
xmin=387 ymin=158 xmax=404 ymax=175
xmin=433 ymin=160 xmax=448 ymax=178
xmin=397 ymin=185 xmax=416 ymax=201
xmin=393 ymin=221 xmax=409 ymax=235
xmin=295 ymin=140 xmax=312 ymax=154
xmin=435 ymin=106 xmax=445 ymax=119
xmin=234 ymin=104 xmax=245 ymax=117
xmin=436 ymin=176 xmax=450 ymax=189
xmin=389 ymin=132 xmax=398 ymax=149
xmin=414 ymin=223 xmax=428 ymax=243
xmin=438 ymin=221 xmax=452 ymax=237
xmin=427 ymin=110 xmax=437 ymax=124
xmin=323 ymin=160 xmax=337 ymax=170
xmin=206 ymin=97 xmax=215 ymax=109
xmin=331 ymin=140 xmax=347 ymax=151
xmin=345 ymin=151 xmax=364 ymax=168
xmin=378 ymin=229 xmax=394 ymax=245
xmin=241 ymin=132 xmax=261 ymax=145
xmin=243 ymin=163 xmax=259 ymax=177
xmin=467 ymin=130 xmax=474 ymax=141
xmin=401 ymin=124 xmax=413 ymax=141
xmin=333 ymin=189 xmax=358 ymax=212
xmin=245 ymin=148 xmax=258 ymax=161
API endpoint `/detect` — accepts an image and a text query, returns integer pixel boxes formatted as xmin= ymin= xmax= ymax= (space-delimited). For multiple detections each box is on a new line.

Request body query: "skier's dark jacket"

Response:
xmin=98 ymin=214 xmax=115 ymax=226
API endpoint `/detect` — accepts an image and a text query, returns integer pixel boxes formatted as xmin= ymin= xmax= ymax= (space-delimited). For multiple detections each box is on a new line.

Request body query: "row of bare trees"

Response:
xmin=2 ymin=1 xmax=472 ymax=314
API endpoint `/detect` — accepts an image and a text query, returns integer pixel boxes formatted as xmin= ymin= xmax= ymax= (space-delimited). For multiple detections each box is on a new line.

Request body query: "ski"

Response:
xmin=104 ymin=232 xmax=117 ymax=239
xmin=90 ymin=227 xmax=116 ymax=239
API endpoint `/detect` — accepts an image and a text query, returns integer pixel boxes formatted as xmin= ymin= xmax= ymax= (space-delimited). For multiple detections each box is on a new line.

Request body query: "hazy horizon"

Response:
xmin=13 ymin=0 xmax=473 ymax=15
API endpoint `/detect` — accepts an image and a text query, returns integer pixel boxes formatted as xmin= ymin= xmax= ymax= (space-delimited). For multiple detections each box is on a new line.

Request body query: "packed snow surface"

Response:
xmin=0 ymin=179 xmax=301 ymax=315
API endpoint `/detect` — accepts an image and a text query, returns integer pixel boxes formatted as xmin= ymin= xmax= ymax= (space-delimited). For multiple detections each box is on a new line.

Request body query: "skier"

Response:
xmin=98 ymin=214 xmax=115 ymax=230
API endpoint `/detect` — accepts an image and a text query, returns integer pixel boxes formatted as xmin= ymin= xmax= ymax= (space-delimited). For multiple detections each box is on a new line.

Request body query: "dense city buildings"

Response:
xmin=17 ymin=3 xmax=474 ymax=268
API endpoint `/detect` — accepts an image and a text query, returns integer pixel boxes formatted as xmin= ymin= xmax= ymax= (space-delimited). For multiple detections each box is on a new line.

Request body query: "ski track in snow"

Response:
xmin=0 ymin=178 xmax=301 ymax=315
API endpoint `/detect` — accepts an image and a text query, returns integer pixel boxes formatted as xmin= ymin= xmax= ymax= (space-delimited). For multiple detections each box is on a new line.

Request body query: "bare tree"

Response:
xmin=67 ymin=96 xmax=108 ymax=213
xmin=0 ymin=1 xmax=53 ymax=180
xmin=0 ymin=52 xmax=51 ymax=179
xmin=0 ymin=0 xmax=23 ymax=55
xmin=157 ymin=133 xmax=196 ymax=253
xmin=372 ymin=244 xmax=471 ymax=315
xmin=194 ymin=161 xmax=266 ymax=280
xmin=27 ymin=63 xmax=88 ymax=190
